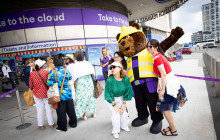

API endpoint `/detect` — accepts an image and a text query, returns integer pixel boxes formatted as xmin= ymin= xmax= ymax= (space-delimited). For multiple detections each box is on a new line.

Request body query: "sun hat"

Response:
xmin=35 ymin=59 xmax=46 ymax=68
xmin=110 ymin=62 xmax=122 ymax=68
xmin=64 ymin=54 xmax=74 ymax=60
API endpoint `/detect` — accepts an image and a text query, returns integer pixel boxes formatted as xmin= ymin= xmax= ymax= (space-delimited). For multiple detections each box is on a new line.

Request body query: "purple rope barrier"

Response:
xmin=93 ymin=65 xmax=220 ymax=82
xmin=175 ymin=74 xmax=220 ymax=82
xmin=0 ymin=88 xmax=17 ymax=99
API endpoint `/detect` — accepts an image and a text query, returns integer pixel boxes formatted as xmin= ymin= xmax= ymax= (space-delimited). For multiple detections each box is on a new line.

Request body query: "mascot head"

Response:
xmin=116 ymin=23 xmax=146 ymax=57
xmin=116 ymin=23 xmax=184 ymax=57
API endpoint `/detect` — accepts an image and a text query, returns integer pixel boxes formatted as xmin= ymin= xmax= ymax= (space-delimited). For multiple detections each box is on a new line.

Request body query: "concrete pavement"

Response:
xmin=0 ymin=53 xmax=217 ymax=140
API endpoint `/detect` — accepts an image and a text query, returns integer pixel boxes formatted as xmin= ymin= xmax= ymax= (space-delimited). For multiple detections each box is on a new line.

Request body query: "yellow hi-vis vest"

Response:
xmin=127 ymin=49 xmax=158 ymax=83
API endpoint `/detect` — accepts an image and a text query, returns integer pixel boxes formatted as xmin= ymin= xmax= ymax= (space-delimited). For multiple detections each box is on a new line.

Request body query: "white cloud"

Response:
xmin=172 ymin=0 xmax=210 ymax=43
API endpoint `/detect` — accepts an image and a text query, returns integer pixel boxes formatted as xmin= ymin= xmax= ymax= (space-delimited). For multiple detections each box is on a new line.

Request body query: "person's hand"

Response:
xmin=114 ymin=106 xmax=120 ymax=114
xmin=5 ymin=78 xmax=8 ymax=83
xmin=157 ymin=87 xmax=161 ymax=94
xmin=120 ymin=104 xmax=126 ymax=114
xmin=159 ymin=89 xmax=165 ymax=99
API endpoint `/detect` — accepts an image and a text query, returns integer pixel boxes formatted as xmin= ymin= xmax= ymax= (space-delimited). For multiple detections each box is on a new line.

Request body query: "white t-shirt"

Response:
xmin=2 ymin=64 xmax=11 ymax=78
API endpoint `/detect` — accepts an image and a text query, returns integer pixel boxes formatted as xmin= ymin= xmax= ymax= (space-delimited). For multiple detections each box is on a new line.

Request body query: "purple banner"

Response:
xmin=53 ymin=8 xmax=83 ymax=26
xmin=106 ymin=11 xmax=121 ymax=26
xmin=22 ymin=9 xmax=54 ymax=28
xmin=0 ymin=8 xmax=128 ymax=32
xmin=0 ymin=11 xmax=24 ymax=32
xmin=82 ymin=8 xmax=107 ymax=25
xmin=120 ymin=14 xmax=129 ymax=27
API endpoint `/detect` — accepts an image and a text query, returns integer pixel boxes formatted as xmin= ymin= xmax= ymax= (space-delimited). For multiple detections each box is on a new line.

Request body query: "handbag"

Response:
xmin=92 ymin=67 xmax=103 ymax=99
xmin=23 ymin=89 xmax=35 ymax=106
xmin=47 ymin=69 xmax=67 ymax=106
xmin=2 ymin=82 xmax=13 ymax=91
xmin=94 ymin=78 xmax=104 ymax=98
xmin=47 ymin=70 xmax=59 ymax=102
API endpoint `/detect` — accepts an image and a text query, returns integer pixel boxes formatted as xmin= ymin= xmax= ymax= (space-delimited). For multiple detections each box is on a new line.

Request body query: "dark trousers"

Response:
xmin=56 ymin=99 xmax=77 ymax=131
xmin=102 ymin=71 xmax=108 ymax=82
xmin=133 ymin=83 xmax=163 ymax=122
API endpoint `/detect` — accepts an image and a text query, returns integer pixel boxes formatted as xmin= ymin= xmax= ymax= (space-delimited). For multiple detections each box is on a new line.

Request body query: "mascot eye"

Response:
xmin=126 ymin=35 xmax=130 ymax=38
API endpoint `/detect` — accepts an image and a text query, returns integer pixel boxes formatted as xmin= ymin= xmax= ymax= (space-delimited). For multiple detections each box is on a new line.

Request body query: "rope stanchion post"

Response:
xmin=208 ymin=54 xmax=211 ymax=74
xmin=15 ymin=87 xmax=32 ymax=130
xmin=216 ymin=59 xmax=220 ymax=97
xmin=211 ymin=57 xmax=216 ymax=87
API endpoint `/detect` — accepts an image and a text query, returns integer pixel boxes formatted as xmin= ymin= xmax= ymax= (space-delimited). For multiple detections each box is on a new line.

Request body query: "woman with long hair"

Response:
xmin=105 ymin=62 xmax=133 ymax=139
xmin=100 ymin=47 xmax=111 ymax=81
xmin=45 ymin=57 xmax=55 ymax=72
xmin=147 ymin=39 xmax=187 ymax=136
xmin=29 ymin=59 xmax=55 ymax=130
xmin=24 ymin=59 xmax=35 ymax=88
xmin=108 ymin=51 xmax=127 ymax=76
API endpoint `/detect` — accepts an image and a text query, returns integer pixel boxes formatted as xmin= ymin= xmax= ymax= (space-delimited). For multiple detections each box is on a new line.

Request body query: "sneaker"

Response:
xmin=92 ymin=113 xmax=96 ymax=118
xmin=113 ymin=133 xmax=119 ymax=139
xmin=123 ymin=128 xmax=130 ymax=132
xmin=56 ymin=127 xmax=66 ymax=132
xmin=5 ymin=94 xmax=12 ymax=98
xmin=56 ymin=127 xmax=61 ymax=132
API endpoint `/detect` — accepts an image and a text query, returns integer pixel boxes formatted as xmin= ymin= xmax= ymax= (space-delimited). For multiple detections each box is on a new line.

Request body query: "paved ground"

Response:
xmin=0 ymin=53 xmax=218 ymax=140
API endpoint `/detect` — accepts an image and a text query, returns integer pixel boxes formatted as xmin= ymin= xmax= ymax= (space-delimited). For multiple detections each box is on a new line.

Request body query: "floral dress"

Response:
xmin=74 ymin=75 xmax=96 ymax=118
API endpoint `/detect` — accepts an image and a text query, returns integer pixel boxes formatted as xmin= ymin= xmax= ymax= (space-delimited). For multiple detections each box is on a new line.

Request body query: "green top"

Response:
xmin=105 ymin=76 xmax=134 ymax=103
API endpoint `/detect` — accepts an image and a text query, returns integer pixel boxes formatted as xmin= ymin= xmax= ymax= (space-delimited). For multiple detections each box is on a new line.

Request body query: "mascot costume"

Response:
xmin=116 ymin=23 xmax=184 ymax=134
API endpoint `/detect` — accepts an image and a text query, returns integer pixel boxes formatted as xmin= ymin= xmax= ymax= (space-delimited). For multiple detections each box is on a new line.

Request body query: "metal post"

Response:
xmin=216 ymin=59 xmax=220 ymax=97
xmin=15 ymin=87 xmax=32 ymax=130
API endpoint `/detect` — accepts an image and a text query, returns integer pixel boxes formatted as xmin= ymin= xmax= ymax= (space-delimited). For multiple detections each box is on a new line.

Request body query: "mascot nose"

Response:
xmin=121 ymin=41 xmax=125 ymax=46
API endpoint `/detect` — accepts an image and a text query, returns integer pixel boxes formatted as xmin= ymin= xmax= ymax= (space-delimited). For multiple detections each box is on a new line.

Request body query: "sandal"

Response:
xmin=161 ymin=126 xmax=171 ymax=135
xmin=163 ymin=127 xmax=178 ymax=136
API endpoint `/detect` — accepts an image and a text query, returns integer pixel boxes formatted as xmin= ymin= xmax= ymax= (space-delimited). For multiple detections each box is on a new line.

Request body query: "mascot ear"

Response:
xmin=116 ymin=33 xmax=121 ymax=41
xmin=132 ymin=23 xmax=140 ymax=30
xmin=159 ymin=26 xmax=184 ymax=53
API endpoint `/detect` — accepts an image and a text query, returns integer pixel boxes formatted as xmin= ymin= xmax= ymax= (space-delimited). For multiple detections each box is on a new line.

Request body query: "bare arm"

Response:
xmin=100 ymin=62 xmax=107 ymax=67
xmin=157 ymin=64 xmax=167 ymax=97
xmin=74 ymin=79 xmax=77 ymax=92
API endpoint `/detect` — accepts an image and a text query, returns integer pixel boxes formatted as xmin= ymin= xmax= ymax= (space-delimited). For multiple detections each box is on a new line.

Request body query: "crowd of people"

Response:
xmin=1 ymin=39 xmax=187 ymax=138
xmin=23 ymin=50 xmax=95 ymax=132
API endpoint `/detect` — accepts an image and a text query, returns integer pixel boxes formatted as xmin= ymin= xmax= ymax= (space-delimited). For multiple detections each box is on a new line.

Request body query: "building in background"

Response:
xmin=202 ymin=3 xmax=212 ymax=41
xmin=139 ymin=13 xmax=172 ymax=43
xmin=191 ymin=31 xmax=203 ymax=42
xmin=211 ymin=0 xmax=220 ymax=43
xmin=202 ymin=0 xmax=220 ymax=43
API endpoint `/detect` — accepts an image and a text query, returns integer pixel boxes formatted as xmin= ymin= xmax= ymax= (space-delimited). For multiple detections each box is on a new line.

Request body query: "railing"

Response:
xmin=203 ymin=51 xmax=220 ymax=97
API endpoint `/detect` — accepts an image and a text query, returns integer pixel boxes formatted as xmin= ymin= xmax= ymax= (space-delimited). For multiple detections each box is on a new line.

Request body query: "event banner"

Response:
xmin=0 ymin=8 xmax=128 ymax=33
xmin=82 ymin=8 xmax=129 ymax=26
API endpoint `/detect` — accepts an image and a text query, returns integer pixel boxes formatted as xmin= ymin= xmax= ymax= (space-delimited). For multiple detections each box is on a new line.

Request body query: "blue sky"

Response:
xmin=172 ymin=0 xmax=210 ymax=43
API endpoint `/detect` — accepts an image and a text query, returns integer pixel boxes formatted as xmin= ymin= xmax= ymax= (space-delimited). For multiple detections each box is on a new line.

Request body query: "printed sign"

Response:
xmin=16 ymin=56 xmax=22 ymax=61
xmin=28 ymin=41 xmax=57 ymax=50
xmin=87 ymin=44 xmax=106 ymax=81
xmin=83 ymin=9 xmax=129 ymax=26
xmin=3 ymin=44 xmax=27 ymax=53
xmin=175 ymin=50 xmax=182 ymax=60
